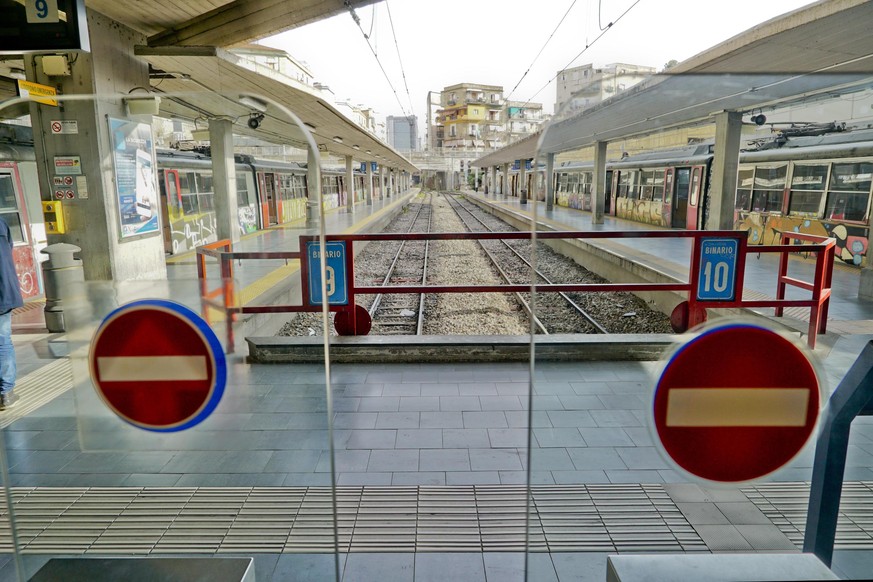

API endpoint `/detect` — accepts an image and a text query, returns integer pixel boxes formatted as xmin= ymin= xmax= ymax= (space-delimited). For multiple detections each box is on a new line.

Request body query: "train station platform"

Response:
xmin=4 ymin=188 xmax=873 ymax=581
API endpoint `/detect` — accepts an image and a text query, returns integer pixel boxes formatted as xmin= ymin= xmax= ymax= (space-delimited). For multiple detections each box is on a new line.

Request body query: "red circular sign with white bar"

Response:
xmin=89 ymin=300 xmax=226 ymax=432
xmin=653 ymin=323 xmax=820 ymax=482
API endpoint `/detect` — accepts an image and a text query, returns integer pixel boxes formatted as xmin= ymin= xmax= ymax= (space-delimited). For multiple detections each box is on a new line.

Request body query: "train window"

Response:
xmin=0 ymin=211 xmax=23 ymax=243
xmin=788 ymin=164 xmax=828 ymax=216
xmin=582 ymin=173 xmax=592 ymax=196
xmin=618 ymin=170 xmax=639 ymax=200
xmin=197 ymin=172 xmax=214 ymax=194
xmin=751 ymin=165 xmax=787 ymax=213
xmin=236 ymin=175 xmax=250 ymax=206
xmin=177 ymin=172 xmax=197 ymax=215
xmin=830 ymin=162 xmax=873 ymax=192
xmin=736 ymin=168 xmax=753 ymax=210
xmin=0 ymin=174 xmax=23 ymax=243
xmin=825 ymin=161 xmax=873 ymax=221
xmin=640 ymin=169 xmax=665 ymax=202
xmin=178 ymin=172 xmax=193 ymax=195
xmin=0 ymin=174 xmax=16 ymax=211
xmin=293 ymin=175 xmax=307 ymax=198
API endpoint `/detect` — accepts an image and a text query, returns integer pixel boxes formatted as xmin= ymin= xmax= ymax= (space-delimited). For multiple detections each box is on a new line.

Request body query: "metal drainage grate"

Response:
xmin=0 ymin=484 xmax=705 ymax=554
xmin=744 ymin=481 xmax=873 ymax=549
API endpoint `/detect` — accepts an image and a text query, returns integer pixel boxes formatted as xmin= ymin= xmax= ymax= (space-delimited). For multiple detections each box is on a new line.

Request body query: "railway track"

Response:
xmin=366 ymin=191 xmax=433 ymax=335
xmin=443 ymin=192 xmax=608 ymax=335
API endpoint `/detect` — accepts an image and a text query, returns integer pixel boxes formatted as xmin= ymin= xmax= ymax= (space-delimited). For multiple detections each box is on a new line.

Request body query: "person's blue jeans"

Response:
xmin=0 ymin=311 xmax=15 ymax=395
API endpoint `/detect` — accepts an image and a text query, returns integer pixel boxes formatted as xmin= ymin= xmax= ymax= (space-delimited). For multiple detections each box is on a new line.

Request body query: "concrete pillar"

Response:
xmin=490 ymin=167 xmax=497 ymax=197
xmin=502 ymin=163 xmax=510 ymax=197
xmin=209 ymin=118 xmax=239 ymax=245
xmin=519 ymin=160 xmax=528 ymax=204
xmin=345 ymin=155 xmax=355 ymax=213
xmin=707 ymin=111 xmax=743 ymax=231
xmin=380 ymin=166 xmax=387 ymax=199
xmin=545 ymin=153 xmax=555 ymax=212
xmin=366 ymin=161 xmax=374 ymax=205
xmin=306 ymin=148 xmax=320 ymax=227
xmin=25 ymin=10 xmax=166 ymax=281
xmin=593 ymin=141 xmax=608 ymax=225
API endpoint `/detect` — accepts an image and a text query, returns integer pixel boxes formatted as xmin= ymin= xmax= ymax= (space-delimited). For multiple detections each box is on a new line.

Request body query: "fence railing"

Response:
xmin=196 ymin=230 xmax=835 ymax=352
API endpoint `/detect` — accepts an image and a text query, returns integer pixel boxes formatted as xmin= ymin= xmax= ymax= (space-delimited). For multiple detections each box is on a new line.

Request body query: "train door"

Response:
xmin=686 ymin=166 xmax=703 ymax=229
xmin=672 ymin=167 xmax=691 ymax=228
xmin=0 ymin=164 xmax=39 ymax=299
xmin=161 ymin=170 xmax=180 ymax=253
xmin=261 ymin=172 xmax=278 ymax=225
xmin=605 ymin=171 xmax=614 ymax=214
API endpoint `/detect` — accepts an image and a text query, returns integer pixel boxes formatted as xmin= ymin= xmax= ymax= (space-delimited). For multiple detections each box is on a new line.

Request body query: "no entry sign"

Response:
xmin=89 ymin=300 xmax=226 ymax=432
xmin=653 ymin=323 xmax=821 ymax=482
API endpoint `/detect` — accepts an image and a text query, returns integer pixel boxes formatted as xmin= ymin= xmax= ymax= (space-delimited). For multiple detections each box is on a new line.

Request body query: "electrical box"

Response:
xmin=42 ymin=200 xmax=66 ymax=234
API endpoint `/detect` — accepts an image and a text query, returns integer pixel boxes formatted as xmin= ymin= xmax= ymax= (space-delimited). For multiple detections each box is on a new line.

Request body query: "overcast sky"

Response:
xmin=264 ymin=0 xmax=816 ymax=133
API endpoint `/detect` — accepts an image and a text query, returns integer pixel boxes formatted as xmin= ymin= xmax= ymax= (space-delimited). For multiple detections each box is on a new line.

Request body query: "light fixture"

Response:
xmin=239 ymin=94 xmax=268 ymax=113
xmin=366 ymin=150 xmax=372 ymax=155
xmin=304 ymin=123 xmax=316 ymax=134
xmin=191 ymin=117 xmax=210 ymax=141
xmin=333 ymin=136 xmax=343 ymax=144
xmin=352 ymin=145 xmax=360 ymax=150
xmin=125 ymin=96 xmax=161 ymax=116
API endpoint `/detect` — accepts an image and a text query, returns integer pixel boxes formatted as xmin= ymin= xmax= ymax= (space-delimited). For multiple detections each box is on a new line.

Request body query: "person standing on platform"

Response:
xmin=0 ymin=216 xmax=23 ymax=410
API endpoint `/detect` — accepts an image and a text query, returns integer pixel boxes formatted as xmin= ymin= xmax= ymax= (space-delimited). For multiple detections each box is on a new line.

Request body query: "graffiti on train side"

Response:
xmin=238 ymin=205 xmax=257 ymax=235
xmin=616 ymin=198 xmax=669 ymax=227
xmin=170 ymin=213 xmax=217 ymax=254
xmin=736 ymin=212 xmax=869 ymax=266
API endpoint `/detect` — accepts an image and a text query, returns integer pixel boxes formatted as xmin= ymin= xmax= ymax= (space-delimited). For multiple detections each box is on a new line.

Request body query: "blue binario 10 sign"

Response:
xmin=697 ymin=238 xmax=739 ymax=301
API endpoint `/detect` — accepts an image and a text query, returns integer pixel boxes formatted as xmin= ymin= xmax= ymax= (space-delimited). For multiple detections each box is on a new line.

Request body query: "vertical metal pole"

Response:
xmin=804 ymin=342 xmax=873 ymax=566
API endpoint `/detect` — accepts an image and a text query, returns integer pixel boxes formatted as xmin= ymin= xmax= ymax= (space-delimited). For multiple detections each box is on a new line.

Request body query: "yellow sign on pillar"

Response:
xmin=17 ymin=80 xmax=58 ymax=106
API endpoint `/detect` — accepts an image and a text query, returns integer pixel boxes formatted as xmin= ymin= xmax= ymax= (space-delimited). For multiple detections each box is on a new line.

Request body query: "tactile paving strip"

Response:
xmin=0 ymin=358 xmax=72 ymax=429
xmin=0 ymin=484 xmax=704 ymax=554
xmin=744 ymin=481 xmax=873 ymax=549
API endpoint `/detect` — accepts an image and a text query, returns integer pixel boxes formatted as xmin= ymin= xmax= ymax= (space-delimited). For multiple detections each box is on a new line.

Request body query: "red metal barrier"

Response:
xmin=196 ymin=230 xmax=835 ymax=351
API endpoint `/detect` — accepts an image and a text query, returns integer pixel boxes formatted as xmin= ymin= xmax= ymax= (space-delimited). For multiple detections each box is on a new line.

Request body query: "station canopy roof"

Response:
xmin=473 ymin=0 xmax=873 ymax=168
xmin=136 ymin=45 xmax=417 ymax=172
xmin=0 ymin=0 xmax=416 ymax=171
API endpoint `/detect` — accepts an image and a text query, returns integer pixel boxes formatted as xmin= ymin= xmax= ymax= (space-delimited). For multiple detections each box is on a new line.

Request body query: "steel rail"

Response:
xmin=449 ymin=193 xmax=609 ymax=334
xmin=368 ymin=191 xmax=432 ymax=334
xmin=442 ymin=192 xmax=549 ymax=335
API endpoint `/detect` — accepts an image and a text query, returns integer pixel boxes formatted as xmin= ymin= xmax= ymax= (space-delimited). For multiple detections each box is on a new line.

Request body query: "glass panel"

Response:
xmin=825 ymin=190 xmax=869 ymax=221
xmin=0 ymin=174 xmax=16 ymax=211
xmin=736 ymin=189 xmax=752 ymax=210
xmin=754 ymin=165 xmax=787 ymax=188
xmin=788 ymin=190 xmax=823 ymax=216
xmin=831 ymin=161 xmax=873 ymax=192
xmin=737 ymin=168 xmax=755 ymax=190
xmin=791 ymin=164 xmax=828 ymax=190
xmin=0 ymin=210 xmax=23 ymax=242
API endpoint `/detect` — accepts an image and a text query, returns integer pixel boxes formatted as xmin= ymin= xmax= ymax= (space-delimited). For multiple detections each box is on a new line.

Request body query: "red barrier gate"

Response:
xmin=196 ymin=230 xmax=835 ymax=352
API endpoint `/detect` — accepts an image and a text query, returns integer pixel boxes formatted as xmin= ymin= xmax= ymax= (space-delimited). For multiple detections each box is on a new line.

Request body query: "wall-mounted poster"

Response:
xmin=108 ymin=118 xmax=159 ymax=239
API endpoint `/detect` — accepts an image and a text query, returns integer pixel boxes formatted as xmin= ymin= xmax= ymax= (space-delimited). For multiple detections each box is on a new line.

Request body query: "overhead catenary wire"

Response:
xmin=504 ymin=0 xmax=580 ymax=103
xmin=346 ymin=1 xmax=410 ymax=119
xmin=385 ymin=1 xmax=415 ymax=120
xmin=520 ymin=0 xmax=642 ymax=109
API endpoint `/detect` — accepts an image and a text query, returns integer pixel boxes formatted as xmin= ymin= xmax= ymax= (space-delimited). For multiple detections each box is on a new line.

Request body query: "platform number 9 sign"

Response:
xmin=324 ymin=266 xmax=336 ymax=298
xmin=696 ymin=238 xmax=739 ymax=302
xmin=26 ymin=0 xmax=59 ymax=23
xmin=306 ymin=241 xmax=349 ymax=306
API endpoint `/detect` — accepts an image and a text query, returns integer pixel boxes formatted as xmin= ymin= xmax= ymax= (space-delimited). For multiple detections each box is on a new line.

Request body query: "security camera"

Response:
xmin=248 ymin=113 xmax=265 ymax=130
xmin=751 ymin=114 xmax=767 ymax=126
